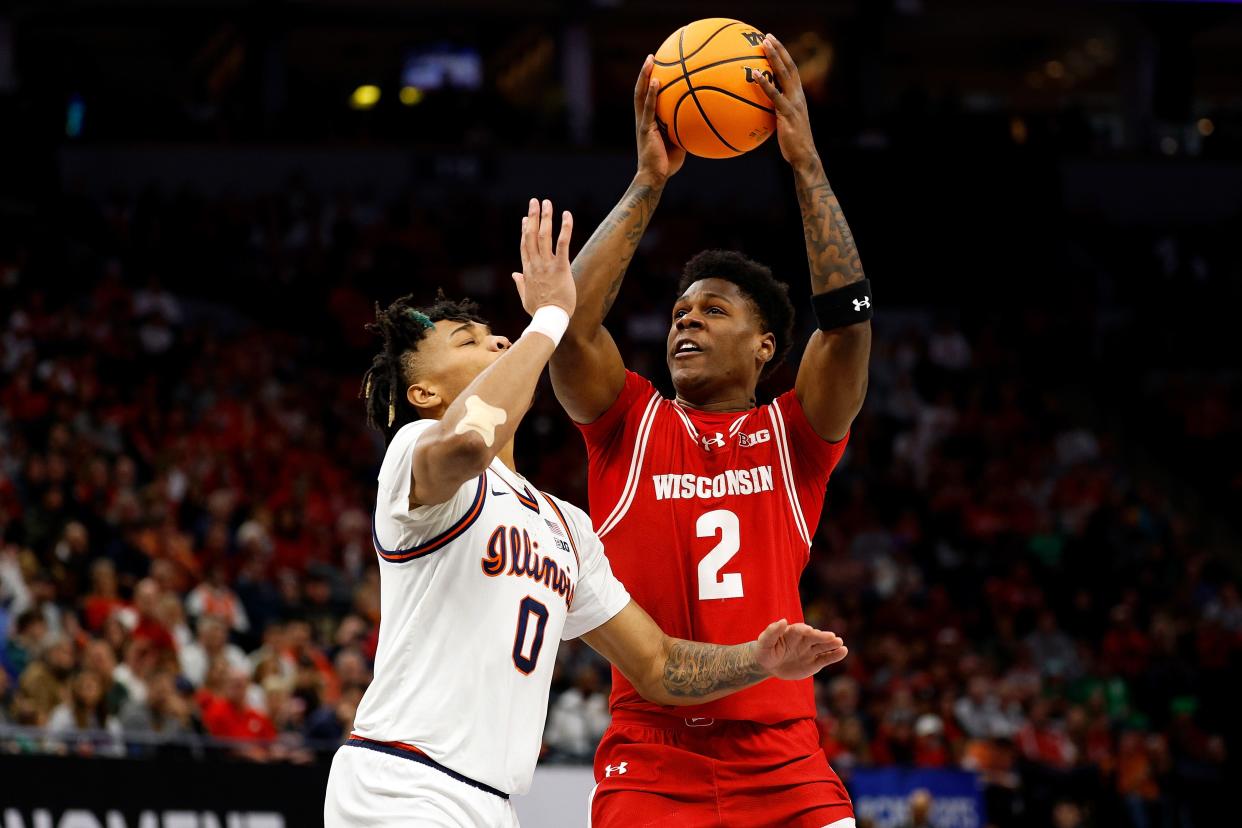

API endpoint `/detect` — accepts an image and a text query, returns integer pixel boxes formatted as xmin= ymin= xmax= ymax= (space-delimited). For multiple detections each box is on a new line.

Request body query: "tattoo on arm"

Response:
xmin=794 ymin=157 xmax=864 ymax=294
xmin=571 ymin=182 xmax=663 ymax=319
xmin=661 ymin=640 xmax=767 ymax=698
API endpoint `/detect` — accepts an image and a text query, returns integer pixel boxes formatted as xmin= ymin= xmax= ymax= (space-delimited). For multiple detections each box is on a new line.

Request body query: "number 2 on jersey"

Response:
xmin=697 ymin=509 xmax=744 ymax=600
xmin=512 ymin=596 xmax=549 ymax=674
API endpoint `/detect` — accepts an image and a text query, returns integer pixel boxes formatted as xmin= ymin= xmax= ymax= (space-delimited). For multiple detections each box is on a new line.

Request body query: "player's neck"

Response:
xmin=674 ymin=391 xmax=756 ymax=413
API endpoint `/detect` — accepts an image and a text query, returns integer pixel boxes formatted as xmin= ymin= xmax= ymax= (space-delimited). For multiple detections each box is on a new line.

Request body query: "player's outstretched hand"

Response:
xmin=512 ymin=197 xmax=575 ymax=317
xmin=635 ymin=55 xmax=686 ymax=182
xmin=750 ymin=34 xmax=817 ymax=166
xmin=754 ymin=619 xmax=847 ymax=680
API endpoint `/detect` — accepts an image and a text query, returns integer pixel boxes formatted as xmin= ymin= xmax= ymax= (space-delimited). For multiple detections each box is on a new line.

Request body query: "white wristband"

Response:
xmin=522 ymin=305 xmax=570 ymax=346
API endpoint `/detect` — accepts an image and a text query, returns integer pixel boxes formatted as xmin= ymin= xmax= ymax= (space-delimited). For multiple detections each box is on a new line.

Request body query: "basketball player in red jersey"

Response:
xmin=547 ymin=36 xmax=869 ymax=827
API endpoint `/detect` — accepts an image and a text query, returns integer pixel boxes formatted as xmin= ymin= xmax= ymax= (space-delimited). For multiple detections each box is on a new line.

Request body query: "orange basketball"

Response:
xmin=651 ymin=18 xmax=776 ymax=159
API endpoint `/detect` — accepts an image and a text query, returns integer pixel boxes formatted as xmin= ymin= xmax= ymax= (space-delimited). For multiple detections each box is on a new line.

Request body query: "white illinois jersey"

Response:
xmin=351 ymin=419 xmax=631 ymax=796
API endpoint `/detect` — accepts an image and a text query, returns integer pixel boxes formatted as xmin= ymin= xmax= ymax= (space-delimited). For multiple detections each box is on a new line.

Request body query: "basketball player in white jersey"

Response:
xmin=322 ymin=198 xmax=849 ymax=826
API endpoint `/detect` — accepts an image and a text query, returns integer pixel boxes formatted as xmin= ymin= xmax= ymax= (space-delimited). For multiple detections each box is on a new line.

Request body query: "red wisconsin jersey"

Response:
xmin=578 ymin=371 xmax=848 ymax=724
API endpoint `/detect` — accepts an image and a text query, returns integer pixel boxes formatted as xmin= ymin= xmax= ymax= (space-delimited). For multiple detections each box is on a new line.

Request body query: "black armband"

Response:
xmin=811 ymin=279 xmax=873 ymax=331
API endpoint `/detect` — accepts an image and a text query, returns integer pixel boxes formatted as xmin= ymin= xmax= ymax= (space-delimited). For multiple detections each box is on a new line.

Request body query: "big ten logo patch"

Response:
xmin=738 ymin=429 xmax=771 ymax=448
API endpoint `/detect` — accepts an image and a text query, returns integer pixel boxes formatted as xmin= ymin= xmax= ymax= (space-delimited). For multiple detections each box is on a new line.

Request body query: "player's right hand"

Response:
xmin=754 ymin=619 xmax=848 ymax=681
xmin=512 ymin=197 xmax=576 ymax=317
xmin=635 ymin=55 xmax=686 ymax=182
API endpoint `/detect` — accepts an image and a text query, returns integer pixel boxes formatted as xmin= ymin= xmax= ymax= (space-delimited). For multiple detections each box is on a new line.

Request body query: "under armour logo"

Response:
xmin=700 ymin=432 xmax=726 ymax=450
xmin=605 ymin=762 xmax=628 ymax=777
xmin=853 ymin=297 xmax=871 ymax=311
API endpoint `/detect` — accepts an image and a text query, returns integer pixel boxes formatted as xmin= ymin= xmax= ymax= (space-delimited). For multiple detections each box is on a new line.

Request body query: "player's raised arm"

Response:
xmin=580 ymin=601 xmax=847 ymax=707
xmin=407 ymin=199 xmax=575 ymax=505
xmin=548 ymin=56 xmax=686 ymax=424
xmin=752 ymin=35 xmax=871 ymax=443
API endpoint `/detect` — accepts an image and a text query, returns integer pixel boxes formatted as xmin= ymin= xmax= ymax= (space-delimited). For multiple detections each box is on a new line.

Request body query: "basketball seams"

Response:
xmin=653 ymin=20 xmax=743 ymax=67
xmin=677 ymin=27 xmax=740 ymax=154
xmin=655 ymin=55 xmax=763 ymax=99
xmin=688 ymin=86 xmax=775 ymax=115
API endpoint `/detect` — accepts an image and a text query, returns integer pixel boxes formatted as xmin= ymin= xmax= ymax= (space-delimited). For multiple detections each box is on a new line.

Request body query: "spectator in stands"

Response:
xmin=156 ymin=593 xmax=193 ymax=652
xmin=113 ymin=636 xmax=158 ymax=705
xmin=46 ymin=670 xmax=123 ymax=755
xmin=1016 ymin=698 xmax=1077 ymax=772
xmin=897 ymin=788 xmax=934 ymax=828
xmin=305 ymin=684 xmax=363 ymax=746
xmin=118 ymin=669 xmax=192 ymax=740
xmin=201 ymin=666 xmax=276 ymax=756
xmin=1051 ymin=800 xmax=1092 ymax=828
xmin=955 ymin=676 xmax=1019 ymax=740
xmin=2 ymin=610 xmax=45 ymax=681
xmin=1025 ymin=610 xmax=1081 ymax=680
xmin=81 ymin=638 xmax=127 ymax=716
xmin=912 ymin=714 xmax=951 ymax=768
xmin=130 ymin=578 xmax=176 ymax=656
xmin=331 ymin=647 xmax=371 ymax=695
xmin=17 ymin=633 xmax=75 ymax=724
xmin=544 ymin=666 xmax=610 ymax=760
xmin=186 ymin=563 xmax=250 ymax=636
xmin=81 ymin=558 xmax=125 ymax=633
xmin=180 ymin=615 xmax=249 ymax=687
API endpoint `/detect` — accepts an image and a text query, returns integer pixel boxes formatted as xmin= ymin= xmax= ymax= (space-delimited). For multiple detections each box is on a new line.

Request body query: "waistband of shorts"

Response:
xmin=346 ymin=734 xmax=509 ymax=800
xmin=608 ymin=709 xmax=780 ymax=732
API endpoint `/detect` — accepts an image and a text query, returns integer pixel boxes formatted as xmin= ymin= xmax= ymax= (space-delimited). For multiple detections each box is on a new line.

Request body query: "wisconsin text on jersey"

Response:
xmin=481 ymin=524 xmax=576 ymax=609
xmin=651 ymin=465 xmax=775 ymax=501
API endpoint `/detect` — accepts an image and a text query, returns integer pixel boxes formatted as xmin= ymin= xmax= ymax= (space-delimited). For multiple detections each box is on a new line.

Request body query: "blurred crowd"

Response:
xmin=1 ymin=178 xmax=1238 ymax=828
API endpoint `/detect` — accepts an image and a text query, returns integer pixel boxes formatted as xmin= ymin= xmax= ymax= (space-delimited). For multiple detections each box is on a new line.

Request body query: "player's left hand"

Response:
xmin=754 ymin=619 xmax=847 ymax=680
xmin=750 ymin=34 xmax=817 ymax=166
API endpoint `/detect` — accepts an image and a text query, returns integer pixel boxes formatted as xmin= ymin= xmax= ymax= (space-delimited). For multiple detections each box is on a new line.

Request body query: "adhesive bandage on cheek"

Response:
xmin=454 ymin=395 xmax=508 ymax=447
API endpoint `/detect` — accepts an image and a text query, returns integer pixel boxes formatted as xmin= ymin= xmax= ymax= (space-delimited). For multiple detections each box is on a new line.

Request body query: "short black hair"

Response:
xmin=361 ymin=290 xmax=486 ymax=443
xmin=677 ymin=249 xmax=795 ymax=376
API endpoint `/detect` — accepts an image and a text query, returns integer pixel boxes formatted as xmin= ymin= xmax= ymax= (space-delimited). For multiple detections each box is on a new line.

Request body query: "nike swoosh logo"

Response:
xmin=490 ymin=488 xmax=508 ymax=497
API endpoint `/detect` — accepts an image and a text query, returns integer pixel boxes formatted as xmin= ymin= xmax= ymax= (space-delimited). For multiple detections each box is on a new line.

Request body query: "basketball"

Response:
xmin=651 ymin=18 xmax=777 ymax=159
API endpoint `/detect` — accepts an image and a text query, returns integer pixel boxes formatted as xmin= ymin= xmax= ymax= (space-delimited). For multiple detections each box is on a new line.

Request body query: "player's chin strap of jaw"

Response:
xmin=812 ymin=278 xmax=873 ymax=331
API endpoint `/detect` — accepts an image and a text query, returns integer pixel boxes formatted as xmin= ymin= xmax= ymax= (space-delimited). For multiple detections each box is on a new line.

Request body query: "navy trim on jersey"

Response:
xmin=489 ymin=469 xmax=540 ymax=513
xmin=345 ymin=736 xmax=509 ymax=799
xmin=372 ymin=476 xmax=486 ymax=563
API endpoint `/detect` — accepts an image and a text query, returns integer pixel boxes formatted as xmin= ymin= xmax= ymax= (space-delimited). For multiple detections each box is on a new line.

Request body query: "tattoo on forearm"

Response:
xmin=795 ymin=157 xmax=864 ymax=293
xmin=571 ymin=182 xmax=663 ymax=319
xmin=662 ymin=640 xmax=767 ymax=698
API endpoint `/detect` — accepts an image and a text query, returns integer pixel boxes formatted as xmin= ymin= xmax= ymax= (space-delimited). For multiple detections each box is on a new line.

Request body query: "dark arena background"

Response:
xmin=1 ymin=1 xmax=1240 ymax=826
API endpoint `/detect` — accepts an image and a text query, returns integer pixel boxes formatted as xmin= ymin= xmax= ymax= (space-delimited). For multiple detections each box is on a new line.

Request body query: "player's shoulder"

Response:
xmin=375 ymin=419 xmax=443 ymax=502
xmin=388 ymin=418 xmax=437 ymax=450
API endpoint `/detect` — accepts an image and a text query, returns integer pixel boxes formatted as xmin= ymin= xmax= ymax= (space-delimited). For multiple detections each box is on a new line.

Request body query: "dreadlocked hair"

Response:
xmin=361 ymin=290 xmax=486 ymax=444
xmin=678 ymin=249 xmax=796 ymax=377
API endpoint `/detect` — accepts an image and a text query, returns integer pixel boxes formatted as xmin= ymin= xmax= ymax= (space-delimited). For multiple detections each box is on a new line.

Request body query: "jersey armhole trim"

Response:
xmin=597 ymin=392 xmax=662 ymax=538
xmin=372 ymin=476 xmax=487 ymax=563
xmin=768 ymin=403 xmax=814 ymax=548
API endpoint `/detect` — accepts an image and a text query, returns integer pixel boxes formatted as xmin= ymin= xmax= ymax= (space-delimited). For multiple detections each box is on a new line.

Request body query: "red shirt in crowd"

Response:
xmin=201 ymin=697 xmax=277 ymax=742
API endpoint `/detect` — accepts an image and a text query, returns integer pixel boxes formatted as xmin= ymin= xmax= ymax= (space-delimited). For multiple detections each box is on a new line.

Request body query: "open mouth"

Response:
xmin=672 ymin=339 xmax=705 ymax=359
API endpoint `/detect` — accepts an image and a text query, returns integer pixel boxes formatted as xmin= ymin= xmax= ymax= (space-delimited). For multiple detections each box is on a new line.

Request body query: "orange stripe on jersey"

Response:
xmin=539 ymin=493 xmax=580 ymax=569
xmin=490 ymin=470 xmax=541 ymax=512
xmin=372 ymin=476 xmax=487 ymax=563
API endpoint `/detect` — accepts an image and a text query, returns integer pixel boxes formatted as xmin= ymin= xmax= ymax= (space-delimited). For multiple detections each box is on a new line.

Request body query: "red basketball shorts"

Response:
xmin=589 ymin=712 xmax=854 ymax=828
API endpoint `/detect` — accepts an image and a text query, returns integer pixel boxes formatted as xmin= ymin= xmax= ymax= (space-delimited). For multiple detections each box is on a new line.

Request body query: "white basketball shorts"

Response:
xmin=324 ymin=741 xmax=520 ymax=827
